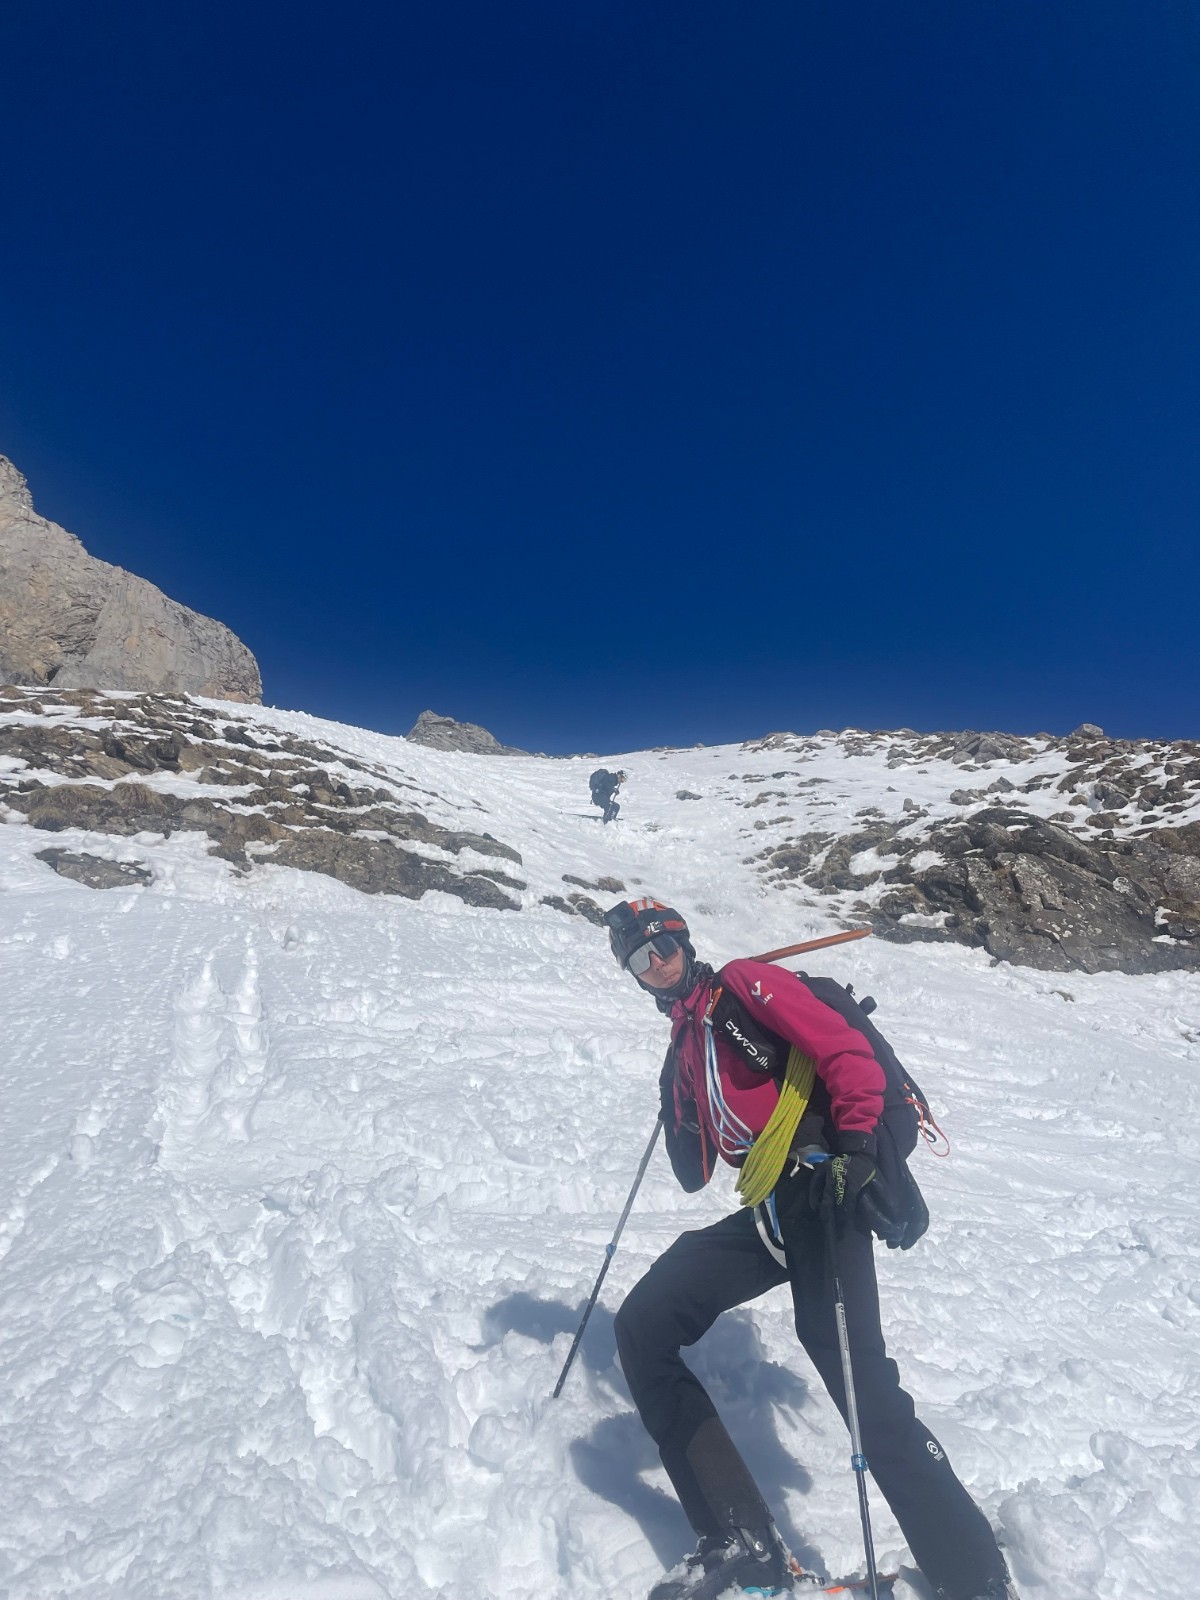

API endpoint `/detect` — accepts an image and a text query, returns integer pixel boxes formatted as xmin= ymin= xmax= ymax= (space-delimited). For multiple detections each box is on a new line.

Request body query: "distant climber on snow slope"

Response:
xmin=589 ymin=767 xmax=625 ymax=823
xmin=601 ymin=897 xmax=1019 ymax=1600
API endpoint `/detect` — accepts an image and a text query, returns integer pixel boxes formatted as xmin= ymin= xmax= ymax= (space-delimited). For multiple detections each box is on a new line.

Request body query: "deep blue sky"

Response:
xmin=2 ymin=2 xmax=1198 ymax=753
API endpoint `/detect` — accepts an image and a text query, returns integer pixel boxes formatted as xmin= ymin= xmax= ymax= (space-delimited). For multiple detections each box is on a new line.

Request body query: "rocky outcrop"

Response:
xmin=7 ymin=687 xmax=1199 ymax=974
xmin=0 ymin=456 xmax=261 ymax=701
xmin=561 ymin=873 xmax=625 ymax=894
xmin=0 ymin=687 xmax=523 ymax=909
xmin=540 ymin=892 xmax=605 ymax=924
xmin=742 ymin=722 xmax=1200 ymax=974
xmin=744 ymin=726 xmax=1045 ymax=768
xmin=35 ymin=848 xmax=153 ymax=889
xmin=871 ymin=807 xmax=1200 ymax=974
xmin=406 ymin=710 xmax=526 ymax=755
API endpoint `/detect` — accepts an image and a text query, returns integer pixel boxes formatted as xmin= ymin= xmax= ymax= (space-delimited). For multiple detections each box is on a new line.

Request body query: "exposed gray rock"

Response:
xmin=803 ymin=826 xmax=897 ymax=894
xmin=756 ymin=831 xmax=835 ymax=882
xmin=269 ymin=831 xmax=520 ymax=909
xmin=675 ymin=789 xmax=702 ymax=800
xmin=405 ymin=710 xmax=526 ymax=755
xmin=733 ymin=719 xmax=1200 ymax=975
xmin=35 ymin=847 xmax=152 ymax=889
xmin=0 ymin=456 xmax=261 ymax=701
xmin=872 ymin=806 xmax=1200 ymax=973
xmin=1 ymin=688 xmax=523 ymax=909
xmin=540 ymin=895 xmax=575 ymax=917
xmin=540 ymin=891 xmax=604 ymax=924
xmin=1094 ymin=781 xmax=1132 ymax=809
xmin=946 ymin=730 xmax=1036 ymax=765
xmin=562 ymin=873 xmax=625 ymax=893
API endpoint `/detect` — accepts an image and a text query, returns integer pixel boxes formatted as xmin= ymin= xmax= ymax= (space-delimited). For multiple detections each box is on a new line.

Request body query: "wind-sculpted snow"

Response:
xmin=0 ymin=697 xmax=1198 ymax=1598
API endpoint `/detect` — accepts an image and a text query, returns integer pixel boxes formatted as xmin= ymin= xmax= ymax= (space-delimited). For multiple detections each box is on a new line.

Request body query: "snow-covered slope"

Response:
xmin=1 ymin=697 xmax=1197 ymax=1600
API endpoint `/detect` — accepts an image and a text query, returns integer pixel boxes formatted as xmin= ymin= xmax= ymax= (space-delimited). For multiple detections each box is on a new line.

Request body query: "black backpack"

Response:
xmin=792 ymin=975 xmax=929 ymax=1156
xmin=589 ymin=768 xmax=613 ymax=801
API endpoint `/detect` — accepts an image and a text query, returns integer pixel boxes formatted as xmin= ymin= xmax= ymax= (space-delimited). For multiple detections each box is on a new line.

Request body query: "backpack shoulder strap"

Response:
xmin=710 ymin=979 xmax=786 ymax=1077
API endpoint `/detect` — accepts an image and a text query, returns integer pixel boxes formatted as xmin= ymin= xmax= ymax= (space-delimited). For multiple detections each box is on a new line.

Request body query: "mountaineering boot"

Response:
xmin=936 ymin=1576 xmax=1020 ymax=1600
xmin=647 ymin=1522 xmax=793 ymax=1600
xmin=650 ymin=1414 xmax=789 ymax=1598
xmin=646 ymin=1533 xmax=723 ymax=1599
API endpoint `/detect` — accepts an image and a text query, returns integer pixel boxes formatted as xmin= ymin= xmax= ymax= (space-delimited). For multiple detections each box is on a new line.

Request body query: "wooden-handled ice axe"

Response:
xmin=750 ymin=926 xmax=872 ymax=964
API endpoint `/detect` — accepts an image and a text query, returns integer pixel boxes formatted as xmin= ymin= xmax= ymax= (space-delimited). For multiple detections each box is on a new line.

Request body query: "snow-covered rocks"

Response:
xmin=0 ymin=685 xmax=526 ymax=909
xmin=4 ymin=689 xmax=1200 ymax=973
xmin=737 ymin=726 xmax=1200 ymax=974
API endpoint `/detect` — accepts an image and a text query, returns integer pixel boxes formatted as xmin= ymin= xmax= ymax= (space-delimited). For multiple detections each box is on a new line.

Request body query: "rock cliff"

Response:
xmin=0 ymin=456 xmax=261 ymax=701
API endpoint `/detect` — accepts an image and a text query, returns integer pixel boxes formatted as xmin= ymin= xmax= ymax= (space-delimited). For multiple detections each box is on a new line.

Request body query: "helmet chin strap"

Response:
xmin=641 ymin=954 xmax=714 ymax=1013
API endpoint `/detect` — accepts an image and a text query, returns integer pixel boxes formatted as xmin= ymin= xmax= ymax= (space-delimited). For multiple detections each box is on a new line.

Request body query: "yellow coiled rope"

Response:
xmin=734 ymin=1046 xmax=816 ymax=1208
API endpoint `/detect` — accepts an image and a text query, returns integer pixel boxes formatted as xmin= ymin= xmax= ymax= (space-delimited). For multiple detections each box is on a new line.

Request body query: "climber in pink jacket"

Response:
xmin=601 ymin=896 xmax=1017 ymax=1600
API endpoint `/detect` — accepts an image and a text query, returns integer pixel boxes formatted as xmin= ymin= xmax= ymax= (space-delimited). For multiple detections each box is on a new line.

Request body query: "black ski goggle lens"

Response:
xmin=626 ymin=934 xmax=680 ymax=976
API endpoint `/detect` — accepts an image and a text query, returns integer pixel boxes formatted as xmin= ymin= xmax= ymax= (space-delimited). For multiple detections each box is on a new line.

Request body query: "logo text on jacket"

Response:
xmin=722 ymin=1017 xmax=772 ymax=1069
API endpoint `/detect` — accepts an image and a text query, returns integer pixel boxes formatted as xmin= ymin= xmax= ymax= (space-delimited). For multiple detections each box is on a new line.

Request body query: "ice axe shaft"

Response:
xmin=750 ymin=927 xmax=871 ymax=964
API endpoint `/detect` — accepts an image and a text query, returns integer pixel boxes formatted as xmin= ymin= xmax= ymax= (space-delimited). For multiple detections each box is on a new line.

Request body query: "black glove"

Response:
xmin=809 ymin=1132 xmax=877 ymax=1234
xmin=859 ymin=1163 xmax=930 ymax=1251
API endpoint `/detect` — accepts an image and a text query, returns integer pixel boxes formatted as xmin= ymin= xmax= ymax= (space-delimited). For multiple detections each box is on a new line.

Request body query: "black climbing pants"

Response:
xmin=613 ymin=1176 xmax=1007 ymax=1600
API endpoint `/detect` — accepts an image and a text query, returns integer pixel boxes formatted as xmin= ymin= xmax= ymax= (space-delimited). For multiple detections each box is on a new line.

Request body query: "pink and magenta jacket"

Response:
xmin=667 ymin=959 xmax=885 ymax=1177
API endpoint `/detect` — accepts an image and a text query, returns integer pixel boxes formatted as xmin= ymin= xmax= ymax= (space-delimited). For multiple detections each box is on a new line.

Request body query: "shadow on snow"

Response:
xmin=480 ymin=1291 xmax=822 ymax=1573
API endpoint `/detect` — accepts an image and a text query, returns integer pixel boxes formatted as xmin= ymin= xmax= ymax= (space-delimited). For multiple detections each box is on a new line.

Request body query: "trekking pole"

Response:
xmin=552 ymin=1116 xmax=663 ymax=1398
xmin=811 ymin=1155 xmax=882 ymax=1600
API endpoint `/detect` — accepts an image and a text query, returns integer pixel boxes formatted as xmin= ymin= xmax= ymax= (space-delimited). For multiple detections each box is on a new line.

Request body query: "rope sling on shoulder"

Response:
xmin=735 ymin=1045 xmax=816 ymax=1208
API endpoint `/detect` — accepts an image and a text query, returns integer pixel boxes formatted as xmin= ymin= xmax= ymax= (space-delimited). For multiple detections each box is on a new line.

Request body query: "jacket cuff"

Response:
xmin=834 ymin=1129 xmax=878 ymax=1157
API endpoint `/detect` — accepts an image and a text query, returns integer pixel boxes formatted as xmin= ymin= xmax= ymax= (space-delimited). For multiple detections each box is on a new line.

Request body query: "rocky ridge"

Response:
xmin=0 ymin=456 xmax=261 ymax=701
xmin=738 ymin=725 xmax=1200 ymax=974
xmin=0 ymin=686 xmax=524 ymax=910
xmin=405 ymin=710 xmax=527 ymax=755
xmin=3 ymin=691 xmax=1199 ymax=975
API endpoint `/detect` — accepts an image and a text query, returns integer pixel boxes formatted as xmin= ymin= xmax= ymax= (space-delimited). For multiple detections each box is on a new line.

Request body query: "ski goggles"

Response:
xmin=626 ymin=934 xmax=680 ymax=976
